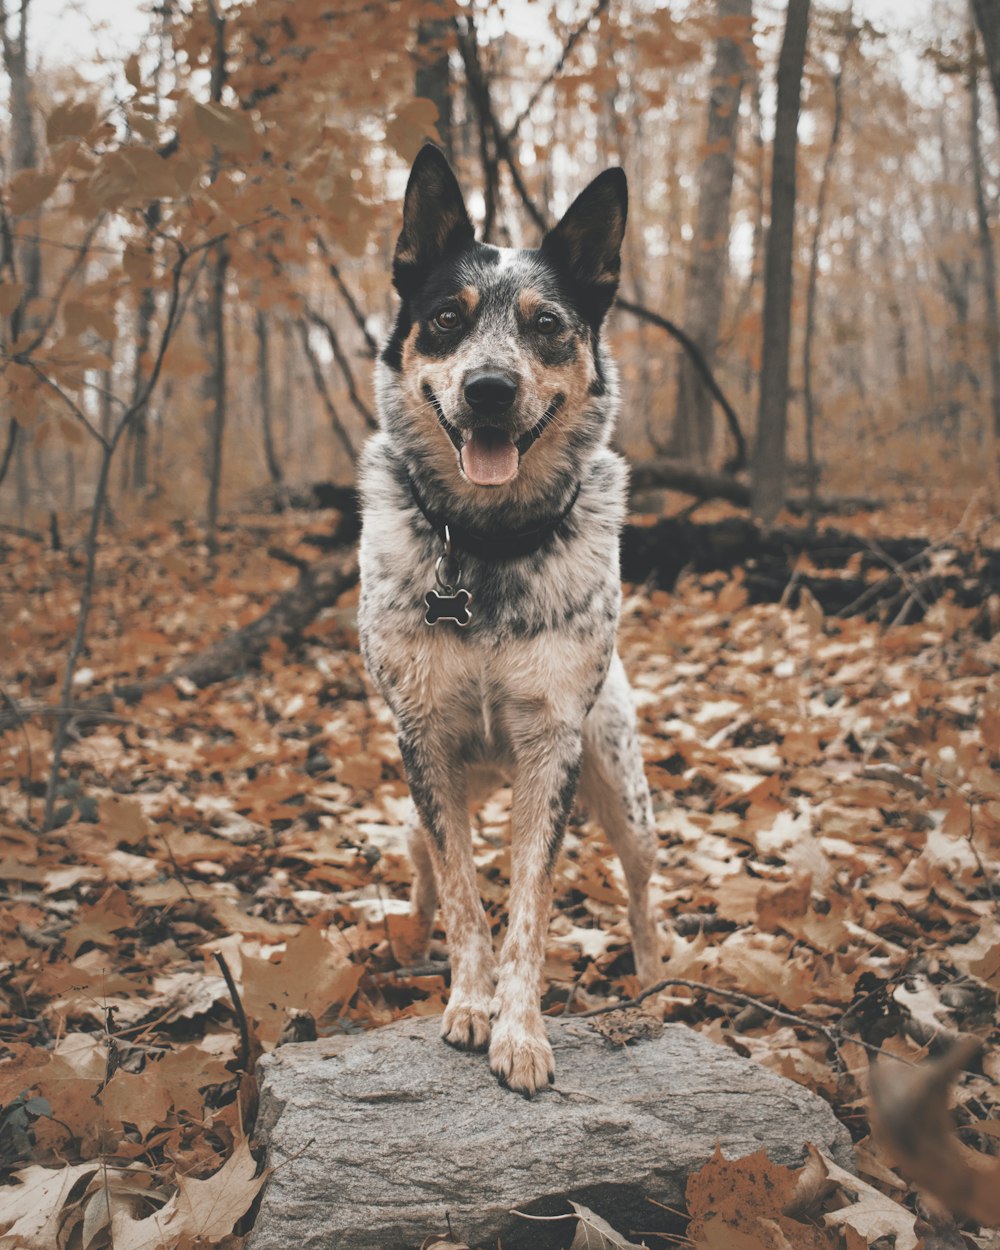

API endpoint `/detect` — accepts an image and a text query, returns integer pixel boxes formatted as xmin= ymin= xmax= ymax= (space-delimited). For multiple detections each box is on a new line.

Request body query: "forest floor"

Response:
xmin=1 ymin=495 xmax=999 ymax=1250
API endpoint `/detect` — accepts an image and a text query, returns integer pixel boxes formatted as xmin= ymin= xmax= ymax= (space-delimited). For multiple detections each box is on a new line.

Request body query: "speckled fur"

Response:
xmin=358 ymin=146 xmax=662 ymax=1096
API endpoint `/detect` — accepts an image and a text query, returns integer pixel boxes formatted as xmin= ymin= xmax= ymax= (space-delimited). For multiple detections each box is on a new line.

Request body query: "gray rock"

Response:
xmin=249 ymin=1015 xmax=853 ymax=1250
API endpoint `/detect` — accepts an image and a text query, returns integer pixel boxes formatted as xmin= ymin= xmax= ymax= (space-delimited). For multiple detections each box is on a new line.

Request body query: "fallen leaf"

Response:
xmin=568 ymin=1201 xmax=646 ymax=1248
xmin=871 ymin=1036 xmax=1000 ymax=1226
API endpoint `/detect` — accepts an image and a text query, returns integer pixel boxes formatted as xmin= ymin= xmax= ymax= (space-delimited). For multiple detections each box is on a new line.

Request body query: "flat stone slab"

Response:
xmin=249 ymin=1015 xmax=853 ymax=1250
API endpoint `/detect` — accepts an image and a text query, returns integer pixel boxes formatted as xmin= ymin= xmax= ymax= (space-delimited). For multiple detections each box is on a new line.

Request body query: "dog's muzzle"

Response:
xmin=423 ymin=384 xmax=566 ymax=488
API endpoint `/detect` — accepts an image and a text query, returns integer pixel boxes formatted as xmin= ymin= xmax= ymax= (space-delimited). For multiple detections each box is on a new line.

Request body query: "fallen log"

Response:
xmin=622 ymin=515 xmax=1000 ymax=631
xmin=13 ymin=516 xmax=991 ymax=733
xmin=629 ymin=458 xmax=882 ymax=515
xmin=248 ymin=467 xmax=881 ymax=521
xmin=162 ymin=549 xmax=359 ymax=689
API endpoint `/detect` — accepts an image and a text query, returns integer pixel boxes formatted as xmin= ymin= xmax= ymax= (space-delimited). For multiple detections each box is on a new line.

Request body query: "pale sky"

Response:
xmin=24 ymin=0 xmax=941 ymax=77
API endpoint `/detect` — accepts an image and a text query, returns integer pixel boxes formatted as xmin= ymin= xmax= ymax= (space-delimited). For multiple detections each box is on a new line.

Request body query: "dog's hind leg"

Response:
xmin=579 ymin=652 xmax=663 ymax=986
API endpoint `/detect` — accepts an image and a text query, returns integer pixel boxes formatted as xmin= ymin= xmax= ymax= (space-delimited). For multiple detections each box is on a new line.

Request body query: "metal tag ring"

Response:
xmin=435 ymin=524 xmax=461 ymax=591
xmin=435 ymin=552 xmax=462 ymax=593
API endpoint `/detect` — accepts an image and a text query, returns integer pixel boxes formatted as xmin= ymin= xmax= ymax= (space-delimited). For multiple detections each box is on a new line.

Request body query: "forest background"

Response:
xmin=2 ymin=0 xmax=1000 ymax=1248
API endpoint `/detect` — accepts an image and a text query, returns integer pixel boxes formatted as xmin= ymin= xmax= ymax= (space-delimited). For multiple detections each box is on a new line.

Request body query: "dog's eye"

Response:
xmin=434 ymin=308 xmax=461 ymax=331
xmin=535 ymin=311 xmax=561 ymax=335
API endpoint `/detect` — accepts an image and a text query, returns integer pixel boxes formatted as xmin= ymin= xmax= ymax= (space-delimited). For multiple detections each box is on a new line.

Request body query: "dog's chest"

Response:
xmin=359 ymin=533 xmax=620 ymax=742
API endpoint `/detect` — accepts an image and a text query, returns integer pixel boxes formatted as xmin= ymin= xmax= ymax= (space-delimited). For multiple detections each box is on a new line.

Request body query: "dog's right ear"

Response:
xmin=393 ymin=145 xmax=474 ymax=297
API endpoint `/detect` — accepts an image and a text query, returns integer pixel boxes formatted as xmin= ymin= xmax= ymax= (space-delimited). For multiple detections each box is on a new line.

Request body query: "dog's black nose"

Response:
xmin=464 ymin=370 xmax=518 ymax=417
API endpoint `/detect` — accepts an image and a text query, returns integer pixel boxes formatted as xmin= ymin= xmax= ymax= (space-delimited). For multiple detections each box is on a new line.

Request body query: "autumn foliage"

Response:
xmin=2 ymin=0 xmax=1000 ymax=1246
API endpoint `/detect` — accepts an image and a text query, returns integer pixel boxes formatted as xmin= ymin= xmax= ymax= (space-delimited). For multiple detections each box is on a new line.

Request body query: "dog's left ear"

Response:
xmin=393 ymin=144 xmax=475 ymax=298
xmin=541 ymin=167 xmax=627 ymax=325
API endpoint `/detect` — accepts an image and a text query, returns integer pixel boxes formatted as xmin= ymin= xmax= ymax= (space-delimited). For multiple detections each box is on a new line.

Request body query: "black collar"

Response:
xmin=405 ymin=472 xmax=582 ymax=562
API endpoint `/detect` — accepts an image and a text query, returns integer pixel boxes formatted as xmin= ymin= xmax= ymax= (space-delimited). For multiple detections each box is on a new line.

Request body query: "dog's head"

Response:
xmin=378 ymin=145 xmax=626 ymax=502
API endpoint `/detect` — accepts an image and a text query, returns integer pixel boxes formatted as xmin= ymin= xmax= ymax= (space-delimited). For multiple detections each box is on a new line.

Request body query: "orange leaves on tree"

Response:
xmin=63 ymin=298 xmax=116 ymax=343
xmin=386 ymin=97 xmax=440 ymax=161
xmin=45 ymin=100 xmax=98 ymax=145
xmin=194 ymin=101 xmax=255 ymax=154
xmin=6 ymin=168 xmax=61 ymax=217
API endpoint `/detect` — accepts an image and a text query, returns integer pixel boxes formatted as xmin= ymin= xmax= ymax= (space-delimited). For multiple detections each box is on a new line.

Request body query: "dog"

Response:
xmin=358 ymin=144 xmax=662 ymax=1096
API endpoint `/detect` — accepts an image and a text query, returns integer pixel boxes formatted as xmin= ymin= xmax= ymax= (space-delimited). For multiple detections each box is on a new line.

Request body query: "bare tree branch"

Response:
xmin=313 ymin=234 xmax=379 ymax=357
xmin=297 ymin=317 xmax=358 ymax=462
xmin=617 ymin=300 xmax=748 ymax=472
xmin=304 ymin=306 xmax=376 ymax=430
xmin=503 ymin=0 xmax=609 ymax=145
xmin=0 ymin=417 xmax=17 ymax=489
xmin=42 ymin=242 xmax=194 ymax=830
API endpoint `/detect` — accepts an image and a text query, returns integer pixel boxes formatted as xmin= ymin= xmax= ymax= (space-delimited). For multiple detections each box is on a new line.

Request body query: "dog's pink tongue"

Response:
xmin=460 ymin=429 xmax=519 ymax=486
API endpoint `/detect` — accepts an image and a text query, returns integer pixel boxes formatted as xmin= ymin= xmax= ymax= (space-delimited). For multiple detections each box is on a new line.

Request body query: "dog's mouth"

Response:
xmin=423 ymin=386 xmax=565 ymax=488
xmin=460 ymin=427 xmax=519 ymax=486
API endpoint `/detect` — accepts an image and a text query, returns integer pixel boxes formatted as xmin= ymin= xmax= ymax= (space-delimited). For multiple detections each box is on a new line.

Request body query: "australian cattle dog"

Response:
xmin=358 ymin=144 xmax=662 ymax=1096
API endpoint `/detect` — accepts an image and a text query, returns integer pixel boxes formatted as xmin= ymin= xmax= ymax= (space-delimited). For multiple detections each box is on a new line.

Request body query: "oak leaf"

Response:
xmin=871 ymin=1036 xmax=1000 ymax=1226
xmin=817 ymin=1147 xmax=921 ymax=1249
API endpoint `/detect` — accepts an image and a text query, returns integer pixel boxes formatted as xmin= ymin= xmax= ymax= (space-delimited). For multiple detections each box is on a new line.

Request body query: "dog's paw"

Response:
xmin=441 ymin=994 xmax=492 ymax=1051
xmin=488 ymin=1017 xmax=554 ymax=1097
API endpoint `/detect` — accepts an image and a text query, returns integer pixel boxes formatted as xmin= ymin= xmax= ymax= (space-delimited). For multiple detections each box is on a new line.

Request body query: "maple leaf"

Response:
xmin=62 ymin=885 xmax=136 ymax=958
xmin=685 ymin=1146 xmax=834 ymax=1250
xmin=98 ymin=1069 xmax=172 ymax=1136
xmin=0 ymin=1162 xmax=98 ymax=1248
xmin=170 ymin=1138 xmax=267 ymax=1240
xmin=239 ymin=916 xmax=364 ymax=1042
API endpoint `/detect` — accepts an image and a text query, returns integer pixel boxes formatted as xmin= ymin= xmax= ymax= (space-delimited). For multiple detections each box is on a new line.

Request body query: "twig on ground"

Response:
xmin=215 ymin=952 xmax=251 ymax=1072
xmin=575 ymin=976 xmax=918 ymax=1067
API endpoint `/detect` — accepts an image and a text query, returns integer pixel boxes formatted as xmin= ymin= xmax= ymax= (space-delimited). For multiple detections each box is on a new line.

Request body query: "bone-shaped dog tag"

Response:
xmin=424 ymin=587 xmax=473 ymax=627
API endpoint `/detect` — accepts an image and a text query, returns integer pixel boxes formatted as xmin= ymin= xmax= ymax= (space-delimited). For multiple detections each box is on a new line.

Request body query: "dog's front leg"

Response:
xmin=397 ymin=728 xmax=496 ymax=1051
xmin=489 ymin=718 xmax=582 ymax=1096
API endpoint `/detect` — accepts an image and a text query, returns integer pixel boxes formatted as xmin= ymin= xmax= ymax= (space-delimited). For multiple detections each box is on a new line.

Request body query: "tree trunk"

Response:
xmin=968 ymin=25 xmax=1000 ymax=444
xmin=204 ymin=240 xmax=228 ymax=541
xmin=130 ymin=277 xmax=156 ymax=493
xmin=204 ymin=0 xmax=228 ymax=548
xmin=415 ymin=8 xmax=453 ymax=161
xmin=1 ymin=0 xmax=40 ymax=518
xmin=803 ymin=8 xmax=853 ymax=524
xmin=971 ymin=0 xmax=1000 ymax=124
xmin=1 ymin=0 xmax=40 ymax=325
xmin=256 ymin=309 xmax=285 ymax=491
xmin=751 ymin=0 xmax=811 ymax=523
xmin=670 ymin=0 xmax=752 ymax=467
